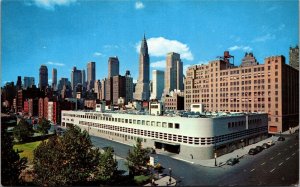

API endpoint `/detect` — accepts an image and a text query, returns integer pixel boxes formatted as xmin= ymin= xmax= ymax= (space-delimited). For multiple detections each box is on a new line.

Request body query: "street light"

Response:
xmin=169 ymin=168 xmax=172 ymax=184
xmin=214 ymin=141 xmax=217 ymax=166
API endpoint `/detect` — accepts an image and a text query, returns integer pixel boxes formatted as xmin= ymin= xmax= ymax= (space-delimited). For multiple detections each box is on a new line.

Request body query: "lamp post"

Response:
xmin=169 ymin=168 xmax=172 ymax=184
xmin=214 ymin=141 xmax=217 ymax=166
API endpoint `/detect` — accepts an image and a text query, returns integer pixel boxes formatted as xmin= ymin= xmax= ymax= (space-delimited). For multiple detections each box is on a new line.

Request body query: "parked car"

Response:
xmin=262 ymin=143 xmax=270 ymax=149
xmin=278 ymin=136 xmax=285 ymax=141
xmin=226 ymin=158 xmax=239 ymax=166
xmin=255 ymin=146 xmax=263 ymax=153
xmin=248 ymin=148 xmax=258 ymax=155
xmin=266 ymin=140 xmax=275 ymax=146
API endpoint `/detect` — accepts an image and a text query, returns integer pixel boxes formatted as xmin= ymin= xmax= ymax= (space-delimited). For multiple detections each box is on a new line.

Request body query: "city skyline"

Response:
xmin=2 ymin=0 xmax=299 ymax=86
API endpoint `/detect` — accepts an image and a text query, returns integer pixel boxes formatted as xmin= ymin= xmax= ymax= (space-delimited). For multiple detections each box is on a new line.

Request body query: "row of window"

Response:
xmin=74 ymin=120 xmax=267 ymax=146
xmin=228 ymin=118 xmax=262 ymax=128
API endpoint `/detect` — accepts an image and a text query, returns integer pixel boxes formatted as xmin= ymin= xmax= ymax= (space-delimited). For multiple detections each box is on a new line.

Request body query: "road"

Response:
xmin=90 ymin=133 xmax=299 ymax=186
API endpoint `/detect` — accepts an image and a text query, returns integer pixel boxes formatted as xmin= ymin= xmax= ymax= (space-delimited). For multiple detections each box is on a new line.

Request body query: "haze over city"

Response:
xmin=2 ymin=0 xmax=298 ymax=86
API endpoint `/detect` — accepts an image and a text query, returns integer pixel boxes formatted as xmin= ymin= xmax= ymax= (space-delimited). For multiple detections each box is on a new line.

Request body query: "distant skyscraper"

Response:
xmin=108 ymin=57 xmax=120 ymax=77
xmin=164 ymin=52 xmax=183 ymax=94
xmin=133 ymin=34 xmax=150 ymax=101
xmin=101 ymin=78 xmax=107 ymax=100
xmin=81 ymin=70 xmax=86 ymax=88
xmin=71 ymin=67 xmax=82 ymax=94
xmin=289 ymin=45 xmax=299 ymax=70
xmin=87 ymin=62 xmax=96 ymax=90
xmin=52 ymin=68 xmax=57 ymax=90
xmin=150 ymin=70 xmax=164 ymax=100
xmin=39 ymin=65 xmax=48 ymax=89
xmin=241 ymin=52 xmax=259 ymax=67
xmin=125 ymin=70 xmax=133 ymax=103
xmin=16 ymin=76 xmax=22 ymax=90
xmin=23 ymin=77 xmax=35 ymax=89
xmin=94 ymin=79 xmax=101 ymax=99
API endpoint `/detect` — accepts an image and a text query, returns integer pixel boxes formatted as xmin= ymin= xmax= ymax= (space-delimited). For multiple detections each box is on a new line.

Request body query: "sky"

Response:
xmin=2 ymin=0 xmax=299 ymax=86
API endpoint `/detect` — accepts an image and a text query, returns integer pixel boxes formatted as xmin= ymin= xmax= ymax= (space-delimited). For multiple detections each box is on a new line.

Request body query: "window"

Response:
xmin=157 ymin=122 xmax=161 ymax=127
xmin=162 ymin=122 xmax=167 ymax=128
xmin=175 ymin=123 xmax=180 ymax=129
xmin=168 ymin=123 xmax=173 ymax=128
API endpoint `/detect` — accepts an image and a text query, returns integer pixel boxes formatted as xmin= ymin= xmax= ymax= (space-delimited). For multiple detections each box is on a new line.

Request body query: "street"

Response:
xmin=90 ymin=133 xmax=299 ymax=186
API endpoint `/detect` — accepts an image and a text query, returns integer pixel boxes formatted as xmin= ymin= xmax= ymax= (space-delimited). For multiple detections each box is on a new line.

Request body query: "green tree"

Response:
xmin=126 ymin=138 xmax=150 ymax=176
xmin=13 ymin=118 xmax=33 ymax=142
xmin=37 ymin=118 xmax=51 ymax=134
xmin=95 ymin=147 xmax=118 ymax=184
xmin=33 ymin=125 xmax=100 ymax=186
xmin=1 ymin=126 xmax=27 ymax=185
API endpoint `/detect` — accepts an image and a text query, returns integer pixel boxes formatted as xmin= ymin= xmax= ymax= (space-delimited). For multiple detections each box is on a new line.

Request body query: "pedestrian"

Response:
xmin=190 ymin=154 xmax=193 ymax=159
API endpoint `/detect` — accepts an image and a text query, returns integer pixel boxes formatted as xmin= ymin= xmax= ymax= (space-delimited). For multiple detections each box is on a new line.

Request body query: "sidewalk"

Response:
xmin=157 ymin=127 xmax=298 ymax=168
xmin=144 ymin=176 xmax=177 ymax=186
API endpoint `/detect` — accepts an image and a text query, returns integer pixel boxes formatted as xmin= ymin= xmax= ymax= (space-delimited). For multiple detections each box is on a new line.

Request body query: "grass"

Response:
xmin=134 ymin=175 xmax=151 ymax=185
xmin=13 ymin=141 xmax=42 ymax=164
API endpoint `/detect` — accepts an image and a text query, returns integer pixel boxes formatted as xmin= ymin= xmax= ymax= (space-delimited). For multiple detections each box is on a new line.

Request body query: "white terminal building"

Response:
xmin=61 ymin=102 xmax=268 ymax=160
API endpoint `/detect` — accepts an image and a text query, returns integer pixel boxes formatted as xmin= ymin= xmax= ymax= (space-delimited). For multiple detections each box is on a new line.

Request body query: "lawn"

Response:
xmin=13 ymin=141 xmax=42 ymax=164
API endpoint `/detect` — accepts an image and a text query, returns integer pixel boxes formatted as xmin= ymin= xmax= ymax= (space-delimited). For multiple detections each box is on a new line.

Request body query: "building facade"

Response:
xmin=134 ymin=35 xmax=150 ymax=101
xmin=71 ymin=67 xmax=82 ymax=91
xmin=185 ymin=55 xmax=299 ymax=133
xmin=52 ymin=68 xmax=57 ymax=90
xmin=289 ymin=45 xmax=299 ymax=70
xmin=62 ymin=109 xmax=268 ymax=160
xmin=23 ymin=77 xmax=35 ymax=89
xmin=108 ymin=57 xmax=120 ymax=77
xmin=150 ymin=70 xmax=165 ymax=100
xmin=164 ymin=52 xmax=184 ymax=94
xmin=39 ymin=65 xmax=48 ymax=89
xmin=125 ymin=70 xmax=133 ymax=104
xmin=87 ymin=62 xmax=96 ymax=90
xmin=164 ymin=90 xmax=184 ymax=111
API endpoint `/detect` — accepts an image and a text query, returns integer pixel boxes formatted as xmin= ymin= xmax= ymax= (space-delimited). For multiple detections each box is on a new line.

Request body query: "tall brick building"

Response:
xmin=185 ymin=54 xmax=299 ymax=133
xmin=289 ymin=45 xmax=299 ymax=70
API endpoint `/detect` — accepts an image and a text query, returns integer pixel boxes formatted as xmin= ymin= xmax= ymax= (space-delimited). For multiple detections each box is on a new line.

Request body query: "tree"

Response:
xmin=1 ymin=126 xmax=27 ymax=185
xmin=37 ymin=117 xmax=51 ymax=134
xmin=13 ymin=118 xmax=33 ymax=142
xmin=95 ymin=147 xmax=118 ymax=184
xmin=126 ymin=138 xmax=151 ymax=176
xmin=33 ymin=125 xmax=100 ymax=186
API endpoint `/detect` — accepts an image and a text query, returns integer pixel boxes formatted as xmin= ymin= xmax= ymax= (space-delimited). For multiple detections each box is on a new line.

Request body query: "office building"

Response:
xmin=289 ymin=45 xmax=299 ymax=70
xmin=185 ymin=54 xmax=299 ymax=133
xmin=87 ymin=62 xmax=96 ymax=90
xmin=150 ymin=70 xmax=164 ymax=100
xmin=23 ymin=77 xmax=35 ymax=89
xmin=81 ymin=70 xmax=86 ymax=88
xmin=134 ymin=35 xmax=150 ymax=101
xmin=125 ymin=70 xmax=133 ymax=104
xmin=108 ymin=57 xmax=119 ymax=77
xmin=101 ymin=78 xmax=107 ymax=100
xmin=112 ymin=75 xmax=126 ymax=105
xmin=62 ymin=105 xmax=268 ymax=160
xmin=39 ymin=65 xmax=48 ymax=89
xmin=94 ymin=80 xmax=101 ymax=100
xmin=52 ymin=68 xmax=57 ymax=90
xmin=164 ymin=90 xmax=184 ymax=111
xmin=71 ymin=67 xmax=82 ymax=96
xmin=164 ymin=52 xmax=184 ymax=94
xmin=16 ymin=76 xmax=22 ymax=90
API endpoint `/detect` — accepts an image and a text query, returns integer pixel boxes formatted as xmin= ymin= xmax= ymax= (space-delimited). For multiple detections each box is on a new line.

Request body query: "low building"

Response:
xmin=62 ymin=109 xmax=268 ymax=160
xmin=164 ymin=90 xmax=184 ymax=111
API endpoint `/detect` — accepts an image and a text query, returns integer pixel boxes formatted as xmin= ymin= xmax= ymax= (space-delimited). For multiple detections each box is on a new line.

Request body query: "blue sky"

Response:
xmin=2 ymin=0 xmax=299 ymax=86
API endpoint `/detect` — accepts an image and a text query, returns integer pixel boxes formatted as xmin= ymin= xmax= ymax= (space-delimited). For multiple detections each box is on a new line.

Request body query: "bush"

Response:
xmin=134 ymin=175 xmax=151 ymax=185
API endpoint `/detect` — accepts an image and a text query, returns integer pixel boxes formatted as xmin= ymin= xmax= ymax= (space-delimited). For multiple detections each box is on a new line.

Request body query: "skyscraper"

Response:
xmin=150 ymin=70 xmax=165 ymax=100
xmin=81 ymin=70 xmax=86 ymax=88
xmin=125 ymin=70 xmax=133 ymax=103
xmin=87 ymin=62 xmax=96 ymax=90
xmin=71 ymin=67 xmax=82 ymax=92
xmin=23 ymin=77 xmax=35 ymax=89
xmin=164 ymin=52 xmax=183 ymax=94
xmin=133 ymin=34 xmax=150 ymax=101
xmin=16 ymin=76 xmax=22 ymax=90
xmin=289 ymin=45 xmax=299 ymax=70
xmin=39 ymin=65 xmax=48 ymax=89
xmin=108 ymin=57 xmax=119 ymax=77
xmin=52 ymin=68 xmax=57 ymax=90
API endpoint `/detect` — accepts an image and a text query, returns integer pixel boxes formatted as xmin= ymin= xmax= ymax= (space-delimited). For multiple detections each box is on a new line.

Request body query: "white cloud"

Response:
xmin=252 ymin=33 xmax=276 ymax=43
xmin=150 ymin=60 xmax=165 ymax=68
xmin=135 ymin=1 xmax=145 ymax=9
xmin=32 ymin=0 xmax=77 ymax=10
xmin=228 ymin=45 xmax=252 ymax=52
xmin=136 ymin=37 xmax=194 ymax=61
xmin=93 ymin=52 xmax=103 ymax=56
xmin=48 ymin=79 xmax=52 ymax=83
xmin=133 ymin=79 xmax=137 ymax=83
xmin=47 ymin=61 xmax=65 ymax=66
